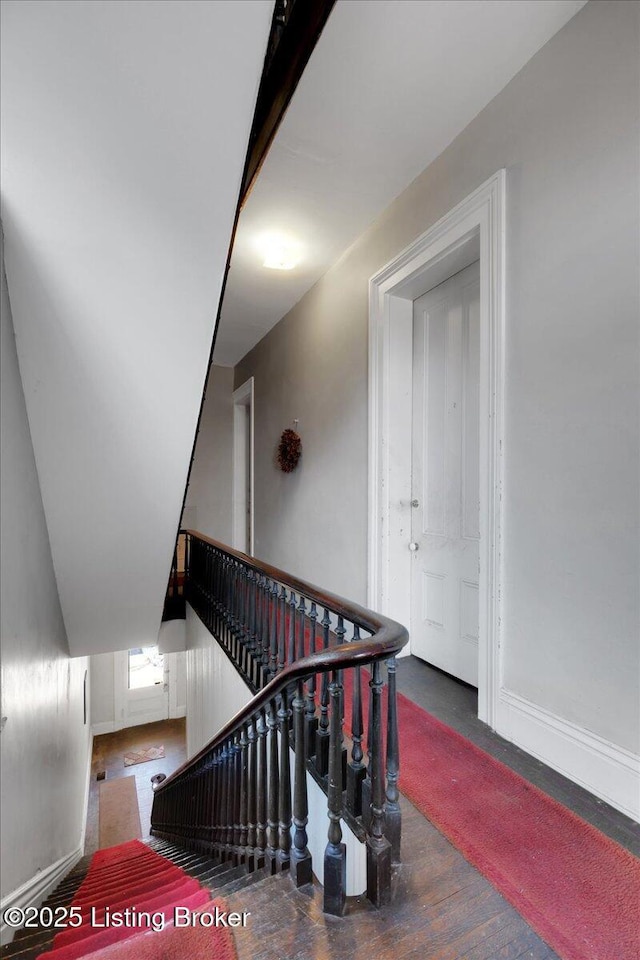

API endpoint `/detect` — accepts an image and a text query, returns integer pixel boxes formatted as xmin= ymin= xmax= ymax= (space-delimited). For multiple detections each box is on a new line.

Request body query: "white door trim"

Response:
xmin=368 ymin=170 xmax=506 ymax=726
xmin=232 ymin=377 xmax=255 ymax=555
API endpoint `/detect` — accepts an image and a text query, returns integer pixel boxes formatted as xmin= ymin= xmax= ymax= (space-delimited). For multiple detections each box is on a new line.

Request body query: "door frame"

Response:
xmin=367 ymin=170 xmax=505 ymax=726
xmin=232 ymin=376 xmax=255 ymax=555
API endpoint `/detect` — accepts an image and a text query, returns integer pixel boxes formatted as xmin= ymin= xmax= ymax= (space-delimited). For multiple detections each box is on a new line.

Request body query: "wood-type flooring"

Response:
xmin=83 ymin=661 xmax=639 ymax=960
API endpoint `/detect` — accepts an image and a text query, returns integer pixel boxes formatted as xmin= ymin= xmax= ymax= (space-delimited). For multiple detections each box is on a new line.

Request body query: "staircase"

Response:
xmin=0 ymin=838 xmax=289 ymax=960
xmin=0 ymin=859 xmax=91 ymax=960
xmin=152 ymin=531 xmax=408 ymax=916
xmin=2 ymin=530 xmax=407 ymax=959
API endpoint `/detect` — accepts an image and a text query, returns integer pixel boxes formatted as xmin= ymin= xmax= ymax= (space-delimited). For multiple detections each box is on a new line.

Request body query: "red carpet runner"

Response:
xmin=36 ymin=840 xmax=237 ymax=960
xmin=343 ymin=674 xmax=640 ymax=960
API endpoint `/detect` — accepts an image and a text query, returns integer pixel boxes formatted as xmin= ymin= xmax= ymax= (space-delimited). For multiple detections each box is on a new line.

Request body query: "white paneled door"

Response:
xmin=411 ymin=261 xmax=480 ymax=686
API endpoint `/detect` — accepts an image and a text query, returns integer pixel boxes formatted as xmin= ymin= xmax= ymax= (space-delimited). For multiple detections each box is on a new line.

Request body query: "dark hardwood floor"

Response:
xmin=225 ymin=656 xmax=638 ymax=960
xmin=395 ymin=655 xmax=639 ymax=857
xmin=227 ymin=791 xmax=559 ymax=960
xmin=82 ymin=662 xmax=638 ymax=960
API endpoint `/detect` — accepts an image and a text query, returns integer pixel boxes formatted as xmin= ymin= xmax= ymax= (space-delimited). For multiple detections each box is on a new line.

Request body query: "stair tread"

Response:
xmin=212 ymin=869 xmax=272 ymax=896
xmin=1 ymin=926 xmax=55 ymax=953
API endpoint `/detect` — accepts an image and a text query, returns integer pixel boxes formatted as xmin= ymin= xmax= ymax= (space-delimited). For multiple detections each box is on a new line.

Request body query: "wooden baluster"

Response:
xmin=241 ymin=566 xmax=251 ymax=677
xmin=246 ymin=569 xmax=256 ymax=682
xmin=366 ymin=661 xmax=391 ymax=907
xmin=212 ymin=748 xmax=222 ymax=851
xmin=305 ymin=602 xmax=318 ymax=758
xmin=255 ymin=573 xmax=264 ymax=687
xmin=255 ymin=710 xmax=268 ymax=870
xmin=221 ymin=556 xmax=229 ymax=647
xmin=226 ymin=558 xmax=234 ymax=650
xmin=246 ymin=718 xmax=257 ymax=870
xmin=234 ymin=734 xmax=243 ymax=864
xmin=236 ymin=564 xmax=246 ymax=670
xmin=251 ymin=572 xmax=260 ymax=685
xmin=218 ymin=743 xmax=229 ymax=860
xmin=287 ymin=591 xmax=296 ymax=665
xmin=186 ymin=770 xmax=196 ymax=843
xmin=297 ymin=594 xmax=306 ymax=660
xmin=234 ymin=562 xmax=242 ymax=663
xmin=385 ymin=656 xmax=402 ymax=863
xmin=346 ymin=626 xmax=365 ymax=817
xmin=215 ymin=551 xmax=223 ymax=641
xmin=315 ymin=607 xmax=331 ymax=776
xmin=268 ymin=580 xmax=278 ymax=678
xmin=361 ymin=674 xmax=373 ymax=832
xmin=260 ymin=576 xmax=270 ymax=686
xmin=226 ymin=739 xmax=236 ymax=861
xmin=229 ymin=562 xmax=237 ymax=654
xmin=291 ymin=676 xmax=312 ymax=885
xmin=194 ymin=761 xmax=205 ymax=849
xmin=277 ymin=691 xmax=292 ymax=871
xmin=277 ymin=585 xmax=286 ymax=675
xmin=291 ymin=595 xmax=306 ymax=750
xmin=239 ymin=724 xmax=249 ymax=863
xmin=202 ymin=757 xmax=215 ymax=854
xmin=229 ymin=557 xmax=235 ymax=647
xmin=266 ymin=699 xmax=280 ymax=874
xmin=324 ymin=670 xmax=346 ymax=916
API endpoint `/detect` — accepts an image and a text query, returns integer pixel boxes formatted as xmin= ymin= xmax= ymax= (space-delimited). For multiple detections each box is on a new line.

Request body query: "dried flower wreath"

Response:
xmin=277 ymin=428 xmax=302 ymax=472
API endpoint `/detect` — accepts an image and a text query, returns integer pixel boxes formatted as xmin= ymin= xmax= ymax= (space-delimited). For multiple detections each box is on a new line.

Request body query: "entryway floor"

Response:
xmin=85 ymin=717 xmax=186 ymax=857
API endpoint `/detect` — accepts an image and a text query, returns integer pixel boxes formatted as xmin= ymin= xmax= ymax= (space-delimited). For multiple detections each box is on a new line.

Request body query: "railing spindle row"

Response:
xmin=153 ymin=531 xmax=407 ymax=916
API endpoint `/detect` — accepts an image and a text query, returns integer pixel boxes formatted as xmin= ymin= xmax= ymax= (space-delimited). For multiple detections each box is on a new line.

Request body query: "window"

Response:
xmin=128 ymin=646 xmax=164 ymax=689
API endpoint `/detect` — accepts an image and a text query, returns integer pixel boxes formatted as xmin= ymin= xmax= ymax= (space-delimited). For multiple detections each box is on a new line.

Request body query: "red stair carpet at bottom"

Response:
xmin=36 ymin=840 xmax=237 ymax=960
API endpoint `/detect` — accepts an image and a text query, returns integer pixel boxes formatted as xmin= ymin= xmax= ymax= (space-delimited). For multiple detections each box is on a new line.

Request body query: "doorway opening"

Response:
xmin=232 ymin=377 xmax=254 ymax=555
xmin=368 ymin=171 xmax=505 ymax=727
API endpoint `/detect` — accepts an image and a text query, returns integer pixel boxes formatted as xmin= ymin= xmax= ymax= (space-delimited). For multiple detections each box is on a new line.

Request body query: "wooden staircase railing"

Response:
xmin=151 ymin=530 xmax=408 ymax=915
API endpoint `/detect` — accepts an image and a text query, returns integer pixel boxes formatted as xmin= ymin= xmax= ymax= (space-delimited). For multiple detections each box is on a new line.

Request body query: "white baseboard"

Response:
xmin=496 ymin=689 xmax=640 ymax=822
xmin=0 ymin=847 xmax=83 ymax=946
xmin=91 ymin=720 xmax=116 ymax=736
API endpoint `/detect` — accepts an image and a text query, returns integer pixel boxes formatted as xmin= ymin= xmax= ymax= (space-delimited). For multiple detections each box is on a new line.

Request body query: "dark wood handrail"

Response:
xmin=155 ymin=530 xmax=408 ymax=791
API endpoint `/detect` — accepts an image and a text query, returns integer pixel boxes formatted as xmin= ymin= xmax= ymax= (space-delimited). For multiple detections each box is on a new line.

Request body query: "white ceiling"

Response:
xmin=214 ymin=0 xmax=587 ymax=367
xmin=1 ymin=0 xmax=273 ymax=656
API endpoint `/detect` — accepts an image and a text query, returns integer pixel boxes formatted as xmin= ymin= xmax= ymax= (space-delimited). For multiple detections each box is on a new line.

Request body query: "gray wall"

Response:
xmin=184 ymin=365 xmax=234 ymax=543
xmin=235 ymin=1 xmax=639 ymax=753
xmin=0 ymin=229 xmax=91 ymax=899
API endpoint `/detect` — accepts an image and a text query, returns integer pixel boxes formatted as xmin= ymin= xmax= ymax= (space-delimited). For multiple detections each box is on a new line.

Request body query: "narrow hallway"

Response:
xmin=84 ymin=719 xmax=186 ymax=857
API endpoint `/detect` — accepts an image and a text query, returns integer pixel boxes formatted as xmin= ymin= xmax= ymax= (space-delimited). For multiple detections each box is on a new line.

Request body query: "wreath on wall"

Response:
xmin=277 ymin=428 xmax=302 ymax=473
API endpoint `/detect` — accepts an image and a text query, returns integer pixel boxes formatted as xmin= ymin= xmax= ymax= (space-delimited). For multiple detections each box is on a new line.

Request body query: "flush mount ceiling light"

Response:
xmin=256 ymin=231 xmax=302 ymax=270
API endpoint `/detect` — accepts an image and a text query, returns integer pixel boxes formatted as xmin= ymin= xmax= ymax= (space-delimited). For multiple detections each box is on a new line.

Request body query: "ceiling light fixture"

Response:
xmin=257 ymin=232 xmax=302 ymax=270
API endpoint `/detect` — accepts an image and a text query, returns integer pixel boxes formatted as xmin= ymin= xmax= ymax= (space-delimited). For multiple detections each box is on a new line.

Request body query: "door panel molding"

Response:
xmin=368 ymin=170 xmax=506 ymax=726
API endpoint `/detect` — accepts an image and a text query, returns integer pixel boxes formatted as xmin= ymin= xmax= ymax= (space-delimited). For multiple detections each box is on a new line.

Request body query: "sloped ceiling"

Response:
xmin=0 ymin=0 xmax=273 ymax=656
xmin=214 ymin=0 xmax=587 ymax=366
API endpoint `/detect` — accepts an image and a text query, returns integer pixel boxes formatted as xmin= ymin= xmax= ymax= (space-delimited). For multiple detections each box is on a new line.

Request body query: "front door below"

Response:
xmin=125 ymin=645 xmax=169 ymax=726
